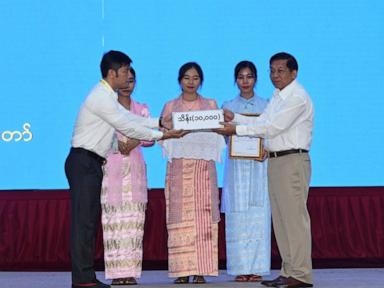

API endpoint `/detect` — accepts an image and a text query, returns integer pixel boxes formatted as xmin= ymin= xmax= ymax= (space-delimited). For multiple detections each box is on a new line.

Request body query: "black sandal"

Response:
xmin=193 ymin=275 xmax=206 ymax=284
xmin=112 ymin=277 xmax=137 ymax=285
xmin=174 ymin=276 xmax=189 ymax=284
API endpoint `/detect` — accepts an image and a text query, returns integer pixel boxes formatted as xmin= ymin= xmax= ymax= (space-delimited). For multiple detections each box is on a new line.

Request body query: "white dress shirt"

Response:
xmin=234 ymin=79 xmax=314 ymax=152
xmin=71 ymin=80 xmax=163 ymax=157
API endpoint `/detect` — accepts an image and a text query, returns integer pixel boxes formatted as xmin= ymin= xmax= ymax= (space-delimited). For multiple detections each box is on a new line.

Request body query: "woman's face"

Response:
xmin=180 ymin=68 xmax=201 ymax=94
xmin=236 ymin=67 xmax=256 ymax=96
xmin=118 ymin=70 xmax=136 ymax=97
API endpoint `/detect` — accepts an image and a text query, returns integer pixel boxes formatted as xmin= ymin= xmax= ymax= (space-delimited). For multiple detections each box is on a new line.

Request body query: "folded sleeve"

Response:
xmin=234 ymin=94 xmax=306 ymax=138
xmin=88 ymin=91 xmax=163 ymax=141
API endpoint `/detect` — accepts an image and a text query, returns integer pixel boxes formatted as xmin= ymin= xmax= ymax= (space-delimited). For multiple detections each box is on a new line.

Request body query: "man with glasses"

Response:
xmin=216 ymin=52 xmax=314 ymax=288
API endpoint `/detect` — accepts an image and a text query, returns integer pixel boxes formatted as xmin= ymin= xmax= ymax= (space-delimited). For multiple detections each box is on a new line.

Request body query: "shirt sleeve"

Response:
xmin=87 ymin=90 xmax=163 ymax=141
xmin=235 ymin=93 xmax=307 ymax=138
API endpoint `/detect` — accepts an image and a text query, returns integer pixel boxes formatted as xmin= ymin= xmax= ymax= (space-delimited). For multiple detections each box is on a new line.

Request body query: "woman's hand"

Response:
xmin=223 ymin=109 xmax=235 ymax=122
xmin=118 ymin=139 xmax=141 ymax=155
xmin=160 ymin=115 xmax=173 ymax=130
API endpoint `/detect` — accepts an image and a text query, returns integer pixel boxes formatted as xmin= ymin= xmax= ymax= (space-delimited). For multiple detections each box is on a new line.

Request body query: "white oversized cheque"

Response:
xmin=172 ymin=109 xmax=224 ymax=130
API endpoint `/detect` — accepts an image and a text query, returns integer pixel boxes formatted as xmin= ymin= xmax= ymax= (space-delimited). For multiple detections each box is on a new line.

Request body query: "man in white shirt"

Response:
xmin=216 ymin=52 xmax=314 ymax=288
xmin=65 ymin=50 xmax=185 ymax=288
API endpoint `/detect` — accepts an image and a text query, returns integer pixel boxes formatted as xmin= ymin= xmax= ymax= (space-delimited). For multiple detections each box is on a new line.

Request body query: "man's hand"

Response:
xmin=213 ymin=123 xmax=237 ymax=136
xmin=160 ymin=129 xmax=189 ymax=140
xmin=118 ymin=139 xmax=140 ymax=155
xmin=223 ymin=109 xmax=235 ymax=122
xmin=256 ymin=149 xmax=268 ymax=162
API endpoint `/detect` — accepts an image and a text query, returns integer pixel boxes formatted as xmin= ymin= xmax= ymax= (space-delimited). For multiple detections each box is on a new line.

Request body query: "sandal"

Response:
xmin=174 ymin=276 xmax=189 ymax=284
xmin=248 ymin=274 xmax=262 ymax=282
xmin=192 ymin=275 xmax=206 ymax=284
xmin=112 ymin=277 xmax=137 ymax=285
xmin=235 ymin=275 xmax=249 ymax=282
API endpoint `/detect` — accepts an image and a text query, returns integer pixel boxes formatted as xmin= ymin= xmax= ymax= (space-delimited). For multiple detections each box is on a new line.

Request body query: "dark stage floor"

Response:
xmin=1 ymin=269 xmax=384 ymax=288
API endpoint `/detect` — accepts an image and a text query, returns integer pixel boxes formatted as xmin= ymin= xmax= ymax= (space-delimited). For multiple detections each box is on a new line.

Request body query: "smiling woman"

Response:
xmin=159 ymin=62 xmax=226 ymax=284
xmin=221 ymin=60 xmax=271 ymax=281
xmin=101 ymin=67 xmax=153 ymax=286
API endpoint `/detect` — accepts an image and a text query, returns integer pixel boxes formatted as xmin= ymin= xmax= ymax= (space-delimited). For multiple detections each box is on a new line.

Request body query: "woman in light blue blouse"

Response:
xmin=221 ymin=60 xmax=271 ymax=282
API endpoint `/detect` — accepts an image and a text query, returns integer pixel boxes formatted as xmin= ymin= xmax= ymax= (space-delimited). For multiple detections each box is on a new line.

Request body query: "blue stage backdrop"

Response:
xmin=0 ymin=0 xmax=383 ymax=189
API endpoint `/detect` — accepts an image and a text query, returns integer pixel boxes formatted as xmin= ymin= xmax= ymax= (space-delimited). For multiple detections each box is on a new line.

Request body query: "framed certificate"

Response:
xmin=229 ymin=113 xmax=264 ymax=161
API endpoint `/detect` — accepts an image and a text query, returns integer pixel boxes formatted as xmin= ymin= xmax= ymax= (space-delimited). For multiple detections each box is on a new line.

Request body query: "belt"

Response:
xmin=268 ymin=149 xmax=308 ymax=158
xmin=70 ymin=147 xmax=105 ymax=164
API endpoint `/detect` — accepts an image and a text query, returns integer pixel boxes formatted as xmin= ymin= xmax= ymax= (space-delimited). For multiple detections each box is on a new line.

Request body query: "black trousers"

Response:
xmin=65 ymin=148 xmax=104 ymax=284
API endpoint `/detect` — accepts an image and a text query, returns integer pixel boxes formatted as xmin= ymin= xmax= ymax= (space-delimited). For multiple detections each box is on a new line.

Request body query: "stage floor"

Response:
xmin=1 ymin=269 xmax=383 ymax=288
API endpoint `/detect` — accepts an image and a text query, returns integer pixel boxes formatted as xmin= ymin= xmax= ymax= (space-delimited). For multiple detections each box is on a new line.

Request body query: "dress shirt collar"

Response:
xmin=100 ymin=79 xmax=115 ymax=93
xmin=100 ymin=79 xmax=118 ymax=99
xmin=237 ymin=94 xmax=255 ymax=104
xmin=275 ymin=79 xmax=297 ymax=100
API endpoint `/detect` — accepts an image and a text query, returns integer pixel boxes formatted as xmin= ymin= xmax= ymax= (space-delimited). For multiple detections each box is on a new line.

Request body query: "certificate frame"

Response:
xmin=229 ymin=113 xmax=264 ymax=161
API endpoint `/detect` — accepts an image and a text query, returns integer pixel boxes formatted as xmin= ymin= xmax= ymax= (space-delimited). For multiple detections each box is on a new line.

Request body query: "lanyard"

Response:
xmin=100 ymin=79 xmax=115 ymax=93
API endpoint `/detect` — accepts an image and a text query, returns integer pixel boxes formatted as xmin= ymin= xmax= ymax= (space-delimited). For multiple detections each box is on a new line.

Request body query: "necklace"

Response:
xmin=181 ymin=94 xmax=199 ymax=111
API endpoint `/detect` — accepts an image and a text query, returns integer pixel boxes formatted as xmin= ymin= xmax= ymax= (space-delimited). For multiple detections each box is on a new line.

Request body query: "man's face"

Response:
xmin=270 ymin=59 xmax=297 ymax=90
xmin=113 ymin=65 xmax=130 ymax=89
